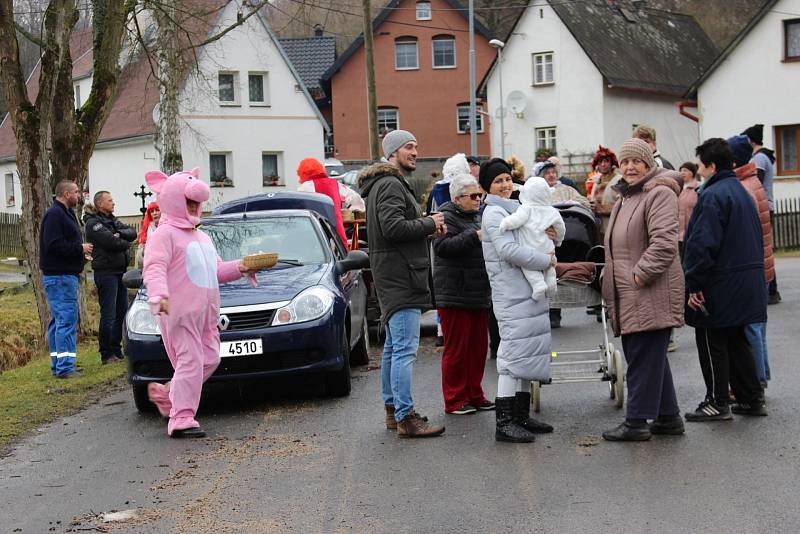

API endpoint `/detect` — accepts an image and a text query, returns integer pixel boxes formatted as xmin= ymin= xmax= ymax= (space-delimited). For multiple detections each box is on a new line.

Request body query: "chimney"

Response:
xmin=313 ymin=24 xmax=323 ymax=37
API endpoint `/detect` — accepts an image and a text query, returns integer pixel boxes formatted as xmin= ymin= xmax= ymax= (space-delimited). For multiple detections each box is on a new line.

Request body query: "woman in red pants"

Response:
xmin=432 ymin=173 xmax=494 ymax=415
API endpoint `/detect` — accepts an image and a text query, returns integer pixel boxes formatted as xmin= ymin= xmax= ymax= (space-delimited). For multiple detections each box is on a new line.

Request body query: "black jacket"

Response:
xmin=39 ymin=200 xmax=85 ymax=276
xmin=359 ymin=162 xmax=437 ymax=324
xmin=432 ymin=202 xmax=490 ymax=310
xmin=683 ymin=170 xmax=766 ymax=328
xmin=83 ymin=209 xmax=137 ymax=274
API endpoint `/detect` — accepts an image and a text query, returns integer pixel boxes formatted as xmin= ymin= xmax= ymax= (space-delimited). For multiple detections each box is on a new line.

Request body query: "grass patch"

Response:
xmin=0 ymin=347 xmax=127 ymax=451
xmin=775 ymin=249 xmax=800 ymax=258
xmin=0 ymin=262 xmax=26 ymax=274
xmin=0 ymin=288 xmax=41 ymax=371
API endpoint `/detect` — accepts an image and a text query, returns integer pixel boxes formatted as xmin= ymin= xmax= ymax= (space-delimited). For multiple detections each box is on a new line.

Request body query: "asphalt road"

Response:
xmin=2 ymin=258 xmax=800 ymax=533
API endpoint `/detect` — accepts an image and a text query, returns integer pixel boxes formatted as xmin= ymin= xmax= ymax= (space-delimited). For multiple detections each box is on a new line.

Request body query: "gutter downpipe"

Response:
xmin=676 ymin=100 xmax=699 ymax=122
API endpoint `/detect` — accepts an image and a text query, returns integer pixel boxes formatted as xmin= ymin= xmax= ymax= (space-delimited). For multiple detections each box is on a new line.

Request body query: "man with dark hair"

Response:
xmin=682 ymin=138 xmax=767 ymax=421
xmin=358 ymin=129 xmax=446 ymax=438
xmin=84 ymin=191 xmax=137 ymax=364
xmin=741 ymin=123 xmax=780 ymax=304
xmin=39 ymin=180 xmax=93 ymax=378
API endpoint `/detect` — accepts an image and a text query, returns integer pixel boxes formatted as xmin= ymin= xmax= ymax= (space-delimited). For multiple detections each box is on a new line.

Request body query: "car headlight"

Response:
xmin=126 ymin=299 xmax=161 ymax=335
xmin=272 ymin=286 xmax=334 ymax=326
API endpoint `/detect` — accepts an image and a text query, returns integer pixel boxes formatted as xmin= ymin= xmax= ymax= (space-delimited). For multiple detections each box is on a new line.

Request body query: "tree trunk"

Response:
xmin=151 ymin=0 xmax=185 ymax=175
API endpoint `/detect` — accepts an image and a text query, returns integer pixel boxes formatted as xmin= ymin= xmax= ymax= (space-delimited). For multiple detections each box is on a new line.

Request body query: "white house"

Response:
xmin=480 ymin=0 xmax=717 ymax=178
xmin=688 ymin=0 xmax=800 ymax=201
xmin=0 ymin=1 xmax=328 ymax=218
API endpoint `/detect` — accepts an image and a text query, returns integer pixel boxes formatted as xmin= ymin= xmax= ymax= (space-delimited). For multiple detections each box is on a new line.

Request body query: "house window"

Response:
xmin=262 ymin=153 xmax=283 ymax=186
xmin=456 ymin=104 xmax=484 ymax=134
xmin=416 ymin=1 xmax=431 ymax=20
xmin=248 ymin=72 xmax=269 ymax=105
xmin=4 ymin=173 xmax=14 ymax=207
xmin=378 ymin=107 xmax=399 ymax=135
xmin=395 ymin=38 xmax=419 ymax=70
xmin=785 ymin=19 xmax=800 ymax=60
xmin=209 ymin=152 xmax=233 ymax=187
xmin=776 ymin=124 xmax=800 ymax=176
xmin=535 ymin=127 xmax=557 ymax=152
xmin=532 ymin=52 xmax=554 ymax=85
xmin=218 ymin=72 xmax=239 ymax=103
xmin=74 ymin=83 xmax=81 ymax=109
xmin=432 ymin=36 xmax=456 ymax=68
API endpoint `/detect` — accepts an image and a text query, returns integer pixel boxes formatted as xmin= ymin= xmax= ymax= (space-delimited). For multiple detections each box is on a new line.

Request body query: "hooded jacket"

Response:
xmin=432 ymin=201 xmax=490 ymax=310
xmin=481 ymin=194 xmax=552 ymax=381
xmin=358 ymin=162 xmax=437 ymax=324
xmin=602 ymin=167 xmax=685 ymax=336
xmin=83 ymin=205 xmax=137 ymax=274
xmin=683 ymin=169 xmax=767 ymax=328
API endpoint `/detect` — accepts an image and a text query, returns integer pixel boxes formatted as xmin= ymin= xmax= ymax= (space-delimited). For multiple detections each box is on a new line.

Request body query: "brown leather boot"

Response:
xmin=385 ymin=405 xmax=397 ymax=430
xmin=397 ymin=412 xmax=445 ymax=438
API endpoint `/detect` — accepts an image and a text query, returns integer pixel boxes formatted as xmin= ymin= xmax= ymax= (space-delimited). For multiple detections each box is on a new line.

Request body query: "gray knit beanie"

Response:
xmin=382 ymin=129 xmax=417 ymax=160
xmin=618 ymin=138 xmax=656 ymax=170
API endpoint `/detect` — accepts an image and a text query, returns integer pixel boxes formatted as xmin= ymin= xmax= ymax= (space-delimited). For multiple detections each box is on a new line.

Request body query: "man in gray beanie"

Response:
xmin=381 ymin=129 xmax=418 ymax=175
xmin=357 ymin=130 xmax=447 ymax=438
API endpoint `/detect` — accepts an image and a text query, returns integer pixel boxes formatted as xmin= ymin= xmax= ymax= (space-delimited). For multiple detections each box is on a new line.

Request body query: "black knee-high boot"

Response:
xmin=495 ymin=397 xmax=535 ymax=443
xmin=514 ymin=392 xmax=554 ymax=433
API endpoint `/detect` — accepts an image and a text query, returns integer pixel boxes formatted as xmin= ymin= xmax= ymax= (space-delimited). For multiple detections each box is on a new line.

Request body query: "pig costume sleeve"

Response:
xmin=142 ymin=167 xmax=244 ymax=436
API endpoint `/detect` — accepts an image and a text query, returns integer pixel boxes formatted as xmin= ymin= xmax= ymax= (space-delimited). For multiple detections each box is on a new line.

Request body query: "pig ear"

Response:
xmin=145 ymin=170 xmax=169 ymax=193
xmin=190 ymin=167 xmax=200 ymax=179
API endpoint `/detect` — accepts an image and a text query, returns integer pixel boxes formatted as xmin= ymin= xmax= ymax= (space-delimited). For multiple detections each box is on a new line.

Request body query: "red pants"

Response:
xmin=439 ymin=308 xmax=489 ymax=411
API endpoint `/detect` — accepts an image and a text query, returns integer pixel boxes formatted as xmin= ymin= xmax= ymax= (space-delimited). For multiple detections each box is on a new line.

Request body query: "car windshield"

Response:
xmin=202 ymin=216 xmax=326 ymax=264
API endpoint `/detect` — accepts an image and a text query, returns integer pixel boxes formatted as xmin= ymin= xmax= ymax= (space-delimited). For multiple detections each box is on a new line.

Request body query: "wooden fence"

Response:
xmin=0 ymin=212 xmax=23 ymax=258
xmin=774 ymin=197 xmax=800 ymax=251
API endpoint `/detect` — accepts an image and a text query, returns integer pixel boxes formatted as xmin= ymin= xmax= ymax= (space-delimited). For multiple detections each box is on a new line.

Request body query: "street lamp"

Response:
xmin=489 ymin=39 xmax=506 ymax=159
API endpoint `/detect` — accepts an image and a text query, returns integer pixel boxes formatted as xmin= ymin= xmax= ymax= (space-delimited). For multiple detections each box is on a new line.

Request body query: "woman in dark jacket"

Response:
xmin=433 ymin=174 xmax=494 ymax=415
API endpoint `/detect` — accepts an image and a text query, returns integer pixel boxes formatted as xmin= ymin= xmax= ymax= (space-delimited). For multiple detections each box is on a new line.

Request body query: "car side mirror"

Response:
xmin=336 ymin=250 xmax=369 ymax=274
xmin=122 ymin=269 xmax=143 ymax=289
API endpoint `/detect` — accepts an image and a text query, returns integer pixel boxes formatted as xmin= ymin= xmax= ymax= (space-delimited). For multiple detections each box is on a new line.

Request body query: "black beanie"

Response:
xmin=479 ymin=158 xmax=512 ymax=193
xmin=741 ymin=124 xmax=764 ymax=145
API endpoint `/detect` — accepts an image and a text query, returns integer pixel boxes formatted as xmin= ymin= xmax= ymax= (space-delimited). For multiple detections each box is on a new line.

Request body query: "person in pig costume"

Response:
xmin=143 ymin=167 xmax=260 ymax=438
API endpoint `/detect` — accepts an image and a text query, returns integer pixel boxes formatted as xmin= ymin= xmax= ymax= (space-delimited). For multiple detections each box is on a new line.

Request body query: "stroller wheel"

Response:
xmin=531 ymin=381 xmax=541 ymax=413
xmin=613 ymin=350 xmax=625 ymax=408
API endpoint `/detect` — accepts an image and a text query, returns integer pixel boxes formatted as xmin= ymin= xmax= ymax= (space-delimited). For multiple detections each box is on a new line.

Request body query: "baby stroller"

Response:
xmin=530 ymin=203 xmax=624 ymax=412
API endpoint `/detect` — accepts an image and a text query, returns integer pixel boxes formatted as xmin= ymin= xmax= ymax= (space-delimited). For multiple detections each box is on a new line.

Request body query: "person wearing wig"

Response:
xmin=143 ymin=168 xmax=261 ymax=438
xmin=295 ymin=158 xmax=348 ymax=246
xmin=135 ymin=202 xmax=161 ymax=268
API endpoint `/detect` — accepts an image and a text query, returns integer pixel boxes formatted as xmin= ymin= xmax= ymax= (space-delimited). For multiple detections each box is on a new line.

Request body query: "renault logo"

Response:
xmin=218 ymin=315 xmax=231 ymax=331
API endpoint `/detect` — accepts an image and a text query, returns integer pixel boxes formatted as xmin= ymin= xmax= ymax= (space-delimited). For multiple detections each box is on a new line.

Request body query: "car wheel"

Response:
xmin=350 ymin=317 xmax=370 ymax=366
xmin=132 ymin=383 xmax=156 ymax=413
xmin=325 ymin=330 xmax=352 ymax=397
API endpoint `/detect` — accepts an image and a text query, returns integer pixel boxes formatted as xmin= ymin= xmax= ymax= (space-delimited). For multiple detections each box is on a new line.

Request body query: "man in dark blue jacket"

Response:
xmin=39 ymin=180 xmax=93 ymax=378
xmin=683 ymin=138 xmax=767 ymax=421
xmin=84 ymin=191 xmax=136 ymax=364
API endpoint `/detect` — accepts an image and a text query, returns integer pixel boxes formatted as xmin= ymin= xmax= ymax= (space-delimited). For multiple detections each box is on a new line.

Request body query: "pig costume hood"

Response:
xmin=145 ymin=167 xmax=207 ymax=229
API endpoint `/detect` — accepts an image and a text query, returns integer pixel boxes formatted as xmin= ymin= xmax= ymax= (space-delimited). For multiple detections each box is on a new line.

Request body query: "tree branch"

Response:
xmin=191 ymin=0 xmax=271 ymax=49
xmin=13 ymin=19 xmax=45 ymax=48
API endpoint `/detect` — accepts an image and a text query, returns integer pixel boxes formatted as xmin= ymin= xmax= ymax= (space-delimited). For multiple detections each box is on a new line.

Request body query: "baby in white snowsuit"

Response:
xmin=498 ymin=176 xmax=566 ymax=301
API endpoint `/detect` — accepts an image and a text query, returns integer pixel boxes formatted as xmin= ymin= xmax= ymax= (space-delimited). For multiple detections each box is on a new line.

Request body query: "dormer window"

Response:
xmin=785 ymin=19 xmax=800 ymax=61
xmin=416 ymin=1 xmax=432 ymax=21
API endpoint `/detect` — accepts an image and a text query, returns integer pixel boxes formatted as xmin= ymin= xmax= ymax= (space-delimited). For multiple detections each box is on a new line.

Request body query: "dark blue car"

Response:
xmin=123 ymin=193 xmax=370 ymax=412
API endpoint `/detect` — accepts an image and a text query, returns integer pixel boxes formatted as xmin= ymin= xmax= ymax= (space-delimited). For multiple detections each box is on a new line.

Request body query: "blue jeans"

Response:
xmin=745 ymin=322 xmax=770 ymax=383
xmin=43 ymin=274 xmax=79 ymax=376
xmin=381 ymin=308 xmax=421 ymax=422
xmin=94 ymin=272 xmax=129 ymax=360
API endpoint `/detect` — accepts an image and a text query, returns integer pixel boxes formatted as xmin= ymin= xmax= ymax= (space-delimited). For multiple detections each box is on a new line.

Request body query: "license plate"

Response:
xmin=220 ymin=339 xmax=263 ymax=358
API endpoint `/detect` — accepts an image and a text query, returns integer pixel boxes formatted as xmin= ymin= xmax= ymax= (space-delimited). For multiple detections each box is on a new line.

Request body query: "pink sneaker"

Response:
xmin=147 ymin=382 xmax=172 ymax=418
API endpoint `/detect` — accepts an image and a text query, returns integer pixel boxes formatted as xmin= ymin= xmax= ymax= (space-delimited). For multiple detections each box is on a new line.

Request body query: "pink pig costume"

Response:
xmin=142 ymin=168 xmax=244 ymax=436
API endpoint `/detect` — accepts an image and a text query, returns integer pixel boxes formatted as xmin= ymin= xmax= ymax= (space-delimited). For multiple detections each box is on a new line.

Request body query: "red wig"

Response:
xmin=591 ymin=145 xmax=619 ymax=170
xmin=297 ymin=158 xmax=327 ymax=183
xmin=138 ymin=201 xmax=160 ymax=245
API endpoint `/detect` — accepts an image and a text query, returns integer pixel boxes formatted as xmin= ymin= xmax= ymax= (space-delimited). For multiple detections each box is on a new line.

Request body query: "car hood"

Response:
xmin=218 ymin=263 xmax=328 ymax=307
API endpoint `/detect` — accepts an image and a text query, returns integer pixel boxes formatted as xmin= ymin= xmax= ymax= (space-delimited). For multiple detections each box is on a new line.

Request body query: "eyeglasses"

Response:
xmin=458 ymin=193 xmax=482 ymax=201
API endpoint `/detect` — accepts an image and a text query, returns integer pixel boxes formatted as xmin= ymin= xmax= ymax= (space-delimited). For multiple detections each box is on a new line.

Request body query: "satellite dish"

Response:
xmin=506 ymin=91 xmax=528 ymax=118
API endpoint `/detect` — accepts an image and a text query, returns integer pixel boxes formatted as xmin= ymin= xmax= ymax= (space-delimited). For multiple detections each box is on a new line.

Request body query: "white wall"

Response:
xmin=698 ymin=0 xmax=800 ymax=181
xmin=603 ymin=89 xmax=700 ymax=167
xmin=87 ymin=139 xmax=160 ymax=217
xmin=178 ymin=4 xmax=325 ymax=208
xmin=0 ymin=162 xmax=22 ymax=215
xmin=484 ymin=3 xmax=604 ymax=174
